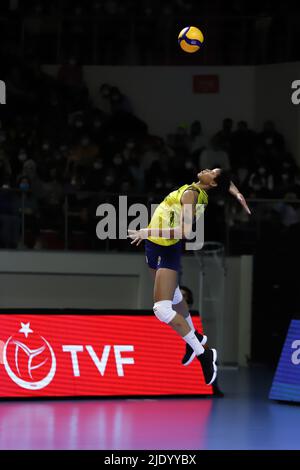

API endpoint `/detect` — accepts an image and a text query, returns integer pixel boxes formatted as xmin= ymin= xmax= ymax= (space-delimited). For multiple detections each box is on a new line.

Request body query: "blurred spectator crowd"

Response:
xmin=1 ymin=56 xmax=300 ymax=251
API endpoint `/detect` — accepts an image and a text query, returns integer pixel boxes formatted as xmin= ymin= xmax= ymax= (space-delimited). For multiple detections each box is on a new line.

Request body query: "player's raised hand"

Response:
xmin=236 ymin=192 xmax=251 ymax=215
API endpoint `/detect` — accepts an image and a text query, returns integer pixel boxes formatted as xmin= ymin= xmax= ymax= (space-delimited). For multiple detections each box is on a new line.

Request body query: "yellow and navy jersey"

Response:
xmin=148 ymin=182 xmax=208 ymax=246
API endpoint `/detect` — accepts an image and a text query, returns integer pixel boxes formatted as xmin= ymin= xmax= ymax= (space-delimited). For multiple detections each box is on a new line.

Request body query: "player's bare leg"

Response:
xmin=150 ymin=267 xmax=207 ymax=343
xmin=150 ymin=267 xmax=217 ymax=384
xmin=153 ymin=268 xmax=191 ymax=337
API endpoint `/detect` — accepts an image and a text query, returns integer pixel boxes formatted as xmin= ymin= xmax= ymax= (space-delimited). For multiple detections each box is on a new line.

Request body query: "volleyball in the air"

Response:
xmin=178 ymin=26 xmax=204 ymax=53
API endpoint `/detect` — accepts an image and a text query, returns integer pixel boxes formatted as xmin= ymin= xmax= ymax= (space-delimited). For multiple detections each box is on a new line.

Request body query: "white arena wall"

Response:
xmin=44 ymin=64 xmax=256 ymax=141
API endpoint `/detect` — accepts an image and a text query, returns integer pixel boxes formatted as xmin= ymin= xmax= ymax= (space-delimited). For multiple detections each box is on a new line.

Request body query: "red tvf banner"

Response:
xmin=0 ymin=314 xmax=213 ymax=398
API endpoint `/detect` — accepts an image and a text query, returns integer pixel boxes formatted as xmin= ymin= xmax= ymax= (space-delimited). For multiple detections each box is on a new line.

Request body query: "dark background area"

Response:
xmin=2 ymin=0 xmax=300 ymax=65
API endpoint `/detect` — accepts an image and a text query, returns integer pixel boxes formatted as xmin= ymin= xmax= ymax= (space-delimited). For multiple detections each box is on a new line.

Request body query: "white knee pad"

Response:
xmin=172 ymin=286 xmax=183 ymax=305
xmin=153 ymin=300 xmax=177 ymax=324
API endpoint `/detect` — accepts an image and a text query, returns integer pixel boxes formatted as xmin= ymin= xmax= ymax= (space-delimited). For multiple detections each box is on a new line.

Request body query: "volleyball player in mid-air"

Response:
xmin=128 ymin=169 xmax=251 ymax=385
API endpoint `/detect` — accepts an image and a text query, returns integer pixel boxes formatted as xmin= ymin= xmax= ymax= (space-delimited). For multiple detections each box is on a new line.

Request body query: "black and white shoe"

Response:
xmin=182 ymin=330 xmax=207 ymax=366
xmin=197 ymin=348 xmax=217 ymax=385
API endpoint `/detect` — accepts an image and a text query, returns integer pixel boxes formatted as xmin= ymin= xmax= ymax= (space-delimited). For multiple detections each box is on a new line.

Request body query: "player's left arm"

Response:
xmin=229 ymin=181 xmax=251 ymax=215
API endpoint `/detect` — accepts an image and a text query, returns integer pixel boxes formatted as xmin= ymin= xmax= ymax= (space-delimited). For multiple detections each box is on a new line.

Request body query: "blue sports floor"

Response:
xmin=0 ymin=367 xmax=299 ymax=450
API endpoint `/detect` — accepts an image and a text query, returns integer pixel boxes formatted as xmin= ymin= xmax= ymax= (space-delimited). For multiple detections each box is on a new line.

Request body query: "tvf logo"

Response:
xmin=0 ymin=323 xmax=135 ymax=390
xmin=62 ymin=344 xmax=134 ymax=377
xmin=0 ymin=80 xmax=5 ymax=104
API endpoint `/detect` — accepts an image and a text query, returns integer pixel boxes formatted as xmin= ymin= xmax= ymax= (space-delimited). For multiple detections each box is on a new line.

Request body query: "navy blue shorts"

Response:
xmin=145 ymin=240 xmax=182 ymax=272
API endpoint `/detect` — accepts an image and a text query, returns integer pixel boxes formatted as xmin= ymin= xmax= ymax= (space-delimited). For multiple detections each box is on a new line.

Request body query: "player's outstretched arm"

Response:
xmin=128 ymin=227 xmax=149 ymax=246
xmin=229 ymin=181 xmax=251 ymax=215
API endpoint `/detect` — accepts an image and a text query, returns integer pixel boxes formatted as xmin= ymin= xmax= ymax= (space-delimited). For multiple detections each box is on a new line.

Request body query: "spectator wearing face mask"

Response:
xmin=18 ymin=158 xmax=45 ymax=201
xmin=103 ymin=168 xmax=118 ymax=193
xmin=122 ymin=139 xmax=137 ymax=163
xmin=38 ymin=141 xmax=63 ymax=183
xmin=90 ymin=114 xmax=107 ymax=145
xmin=20 ymin=159 xmax=36 ymax=181
xmin=68 ymin=135 xmax=100 ymax=168
xmin=276 ymin=171 xmax=296 ymax=198
xmin=86 ymin=158 xmax=105 ymax=191
xmin=68 ymin=114 xmax=87 ymax=142
xmin=35 ymin=140 xmax=53 ymax=172
xmin=111 ymin=152 xmax=126 ymax=178
xmin=248 ymin=166 xmax=274 ymax=198
xmin=16 ymin=148 xmax=28 ymax=174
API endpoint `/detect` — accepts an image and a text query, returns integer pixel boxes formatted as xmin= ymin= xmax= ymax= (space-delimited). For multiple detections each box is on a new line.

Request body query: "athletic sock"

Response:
xmin=183 ymin=329 xmax=204 ymax=355
xmin=185 ymin=314 xmax=195 ymax=332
